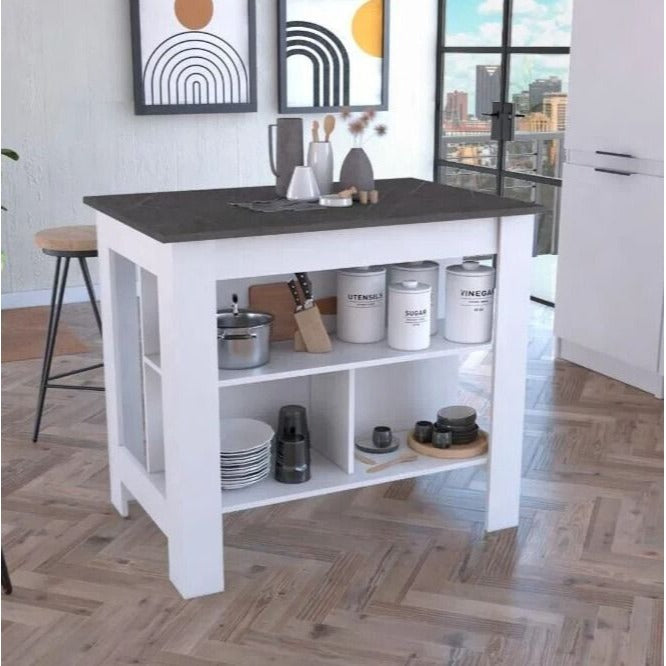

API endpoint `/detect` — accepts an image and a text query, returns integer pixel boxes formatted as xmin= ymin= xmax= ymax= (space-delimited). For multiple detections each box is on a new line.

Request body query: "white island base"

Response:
xmin=96 ymin=211 xmax=534 ymax=599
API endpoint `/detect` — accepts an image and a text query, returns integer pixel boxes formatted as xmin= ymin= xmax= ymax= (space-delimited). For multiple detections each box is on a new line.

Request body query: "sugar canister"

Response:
xmin=387 ymin=280 xmax=431 ymax=351
xmin=444 ymin=261 xmax=495 ymax=343
xmin=389 ymin=261 xmax=440 ymax=335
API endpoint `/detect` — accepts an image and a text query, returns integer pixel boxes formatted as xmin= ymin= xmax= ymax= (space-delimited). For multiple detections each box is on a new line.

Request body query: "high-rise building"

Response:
xmin=444 ymin=90 xmax=468 ymax=122
xmin=475 ymin=65 xmax=501 ymax=118
xmin=512 ymin=90 xmax=530 ymax=115
xmin=543 ymin=92 xmax=568 ymax=131
xmin=528 ymin=76 xmax=562 ymax=112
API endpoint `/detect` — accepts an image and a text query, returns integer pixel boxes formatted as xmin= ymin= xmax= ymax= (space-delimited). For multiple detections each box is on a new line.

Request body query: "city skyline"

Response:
xmin=444 ymin=71 xmax=566 ymax=129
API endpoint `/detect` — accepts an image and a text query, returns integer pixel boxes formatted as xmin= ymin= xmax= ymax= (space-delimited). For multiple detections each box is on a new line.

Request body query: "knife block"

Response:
xmin=294 ymin=305 xmax=332 ymax=353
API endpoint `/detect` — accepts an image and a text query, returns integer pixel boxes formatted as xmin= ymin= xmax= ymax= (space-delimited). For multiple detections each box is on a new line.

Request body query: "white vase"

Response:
xmin=307 ymin=142 xmax=334 ymax=195
xmin=286 ymin=166 xmax=321 ymax=201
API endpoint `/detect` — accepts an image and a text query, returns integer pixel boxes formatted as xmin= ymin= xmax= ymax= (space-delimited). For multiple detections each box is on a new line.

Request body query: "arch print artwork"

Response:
xmin=130 ymin=0 xmax=256 ymax=114
xmin=279 ymin=0 xmax=389 ymax=113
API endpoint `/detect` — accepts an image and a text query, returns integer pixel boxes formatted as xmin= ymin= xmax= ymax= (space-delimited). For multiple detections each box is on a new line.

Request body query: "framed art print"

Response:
xmin=130 ymin=0 xmax=256 ymax=115
xmin=278 ymin=0 xmax=389 ymax=113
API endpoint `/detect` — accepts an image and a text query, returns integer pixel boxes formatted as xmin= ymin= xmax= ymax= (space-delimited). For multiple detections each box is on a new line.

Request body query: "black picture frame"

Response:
xmin=277 ymin=0 xmax=390 ymax=114
xmin=129 ymin=0 xmax=257 ymax=115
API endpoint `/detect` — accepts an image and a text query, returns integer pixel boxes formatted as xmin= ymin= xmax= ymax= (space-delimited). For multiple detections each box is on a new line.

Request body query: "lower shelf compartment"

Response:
xmin=220 ymin=435 xmax=487 ymax=514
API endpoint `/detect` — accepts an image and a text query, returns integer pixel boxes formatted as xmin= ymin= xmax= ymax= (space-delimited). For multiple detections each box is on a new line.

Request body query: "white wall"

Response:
xmin=1 ymin=0 xmax=437 ymax=300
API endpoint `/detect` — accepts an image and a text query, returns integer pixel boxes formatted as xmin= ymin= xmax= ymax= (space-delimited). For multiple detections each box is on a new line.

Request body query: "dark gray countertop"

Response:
xmin=83 ymin=178 xmax=541 ymax=244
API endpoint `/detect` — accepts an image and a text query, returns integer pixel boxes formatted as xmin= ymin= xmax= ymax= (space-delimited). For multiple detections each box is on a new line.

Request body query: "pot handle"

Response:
xmin=268 ymin=124 xmax=278 ymax=177
xmin=218 ymin=332 xmax=258 ymax=341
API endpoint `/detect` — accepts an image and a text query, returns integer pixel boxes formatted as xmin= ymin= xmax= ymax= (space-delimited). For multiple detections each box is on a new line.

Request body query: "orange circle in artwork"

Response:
xmin=174 ymin=0 xmax=214 ymax=30
xmin=352 ymin=0 xmax=383 ymax=58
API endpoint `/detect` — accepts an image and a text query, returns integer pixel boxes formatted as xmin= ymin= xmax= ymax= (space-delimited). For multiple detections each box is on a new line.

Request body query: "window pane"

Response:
xmin=445 ymin=0 xmax=502 ymax=47
xmin=506 ymin=54 xmax=569 ymax=178
xmin=502 ymin=177 xmax=561 ymax=301
xmin=439 ymin=166 xmax=497 ymax=195
xmin=511 ymin=0 xmax=572 ymax=47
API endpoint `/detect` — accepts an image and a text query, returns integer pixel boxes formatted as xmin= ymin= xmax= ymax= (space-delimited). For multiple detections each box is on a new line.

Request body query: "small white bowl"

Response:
xmin=319 ymin=194 xmax=353 ymax=207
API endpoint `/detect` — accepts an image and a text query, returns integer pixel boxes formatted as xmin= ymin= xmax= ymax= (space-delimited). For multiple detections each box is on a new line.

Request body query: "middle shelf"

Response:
xmin=144 ymin=319 xmax=491 ymax=388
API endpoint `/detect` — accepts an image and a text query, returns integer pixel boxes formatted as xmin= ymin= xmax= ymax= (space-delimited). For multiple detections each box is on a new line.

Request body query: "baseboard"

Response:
xmin=1 ymin=285 xmax=99 ymax=310
xmin=559 ymin=338 xmax=664 ymax=398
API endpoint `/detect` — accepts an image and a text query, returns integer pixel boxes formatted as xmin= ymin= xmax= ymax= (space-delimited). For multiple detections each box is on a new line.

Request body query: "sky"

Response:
xmin=443 ymin=0 xmax=572 ymax=115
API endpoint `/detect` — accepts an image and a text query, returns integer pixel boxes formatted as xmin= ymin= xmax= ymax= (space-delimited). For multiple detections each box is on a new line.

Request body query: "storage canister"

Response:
xmin=444 ymin=261 xmax=495 ymax=343
xmin=337 ymin=266 xmax=386 ymax=343
xmin=387 ymin=280 xmax=431 ymax=351
xmin=389 ymin=261 xmax=440 ymax=335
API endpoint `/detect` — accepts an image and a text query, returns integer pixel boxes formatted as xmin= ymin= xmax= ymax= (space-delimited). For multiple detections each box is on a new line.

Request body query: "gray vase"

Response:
xmin=340 ymin=147 xmax=374 ymax=191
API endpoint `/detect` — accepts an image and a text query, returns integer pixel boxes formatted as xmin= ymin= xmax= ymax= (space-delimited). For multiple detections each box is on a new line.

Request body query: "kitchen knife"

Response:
xmin=287 ymin=279 xmax=303 ymax=311
xmin=295 ymin=272 xmax=314 ymax=309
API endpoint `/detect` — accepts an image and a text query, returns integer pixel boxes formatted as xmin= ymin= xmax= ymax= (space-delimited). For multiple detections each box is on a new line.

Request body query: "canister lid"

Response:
xmin=446 ymin=260 xmax=494 ymax=276
xmin=338 ymin=265 xmax=386 ymax=276
xmin=389 ymin=280 xmax=431 ymax=294
xmin=391 ymin=260 xmax=439 ymax=272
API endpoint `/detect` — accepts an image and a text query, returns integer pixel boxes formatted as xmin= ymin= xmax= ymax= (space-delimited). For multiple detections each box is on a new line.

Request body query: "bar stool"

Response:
xmin=33 ymin=225 xmax=104 ymax=442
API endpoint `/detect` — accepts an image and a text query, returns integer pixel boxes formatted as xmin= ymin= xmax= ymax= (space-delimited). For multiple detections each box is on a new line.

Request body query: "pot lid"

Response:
xmin=391 ymin=261 xmax=439 ymax=271
xmin=389 ymin=280 xmax=431 ymax=294
xmin=217 ymin=309 xmax=273 ymax=329
xmin=338 ymin=265 xmax=386 ymax=276
xmin=446 ymin=260 xmax=494 ymax=276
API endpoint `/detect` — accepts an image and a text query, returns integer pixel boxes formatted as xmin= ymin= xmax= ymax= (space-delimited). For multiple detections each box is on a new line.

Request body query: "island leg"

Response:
xmin=97 ymin=229 xmax=142 ymax=517
xmin=158 ymin=244 xmax=223 ymax=598
xmin=486 ymin=215 xmax=534 ymax=532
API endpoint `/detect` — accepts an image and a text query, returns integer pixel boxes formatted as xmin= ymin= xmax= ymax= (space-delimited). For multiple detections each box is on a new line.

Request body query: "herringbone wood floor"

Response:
xmin=1 ymin=303 xmax=663 ymax=665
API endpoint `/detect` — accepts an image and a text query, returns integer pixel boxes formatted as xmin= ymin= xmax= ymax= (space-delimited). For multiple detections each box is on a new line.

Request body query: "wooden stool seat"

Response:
xmin=35 ymin=225 xmax=97 ymax=255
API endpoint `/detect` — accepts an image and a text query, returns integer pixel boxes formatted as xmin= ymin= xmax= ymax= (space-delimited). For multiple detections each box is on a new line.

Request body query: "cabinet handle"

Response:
xmin=594 ymin=167 xmax=635 ymax=176
xmin=595 ymin=150 xmax=634 ymax=159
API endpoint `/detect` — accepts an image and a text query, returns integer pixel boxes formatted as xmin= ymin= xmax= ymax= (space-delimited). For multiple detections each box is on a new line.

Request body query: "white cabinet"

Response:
xmin=565 ymin=0 xmax=664 ymax=162
xmin=555 ymin=163 xmax=663 ymax=375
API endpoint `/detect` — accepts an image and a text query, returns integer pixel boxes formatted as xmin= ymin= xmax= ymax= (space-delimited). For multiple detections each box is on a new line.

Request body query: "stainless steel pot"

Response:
xmin=217 ymin=309 xmax=274 ymax=370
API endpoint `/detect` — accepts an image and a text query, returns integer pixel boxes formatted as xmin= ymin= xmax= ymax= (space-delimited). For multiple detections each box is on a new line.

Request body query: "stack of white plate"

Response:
xmin=220 ymin=418 xmax=273 ymax=490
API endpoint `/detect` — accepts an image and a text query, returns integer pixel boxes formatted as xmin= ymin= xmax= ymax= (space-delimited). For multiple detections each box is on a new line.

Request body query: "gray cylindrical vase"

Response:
xmin=340 ymin=147 xmax=374 ymax=191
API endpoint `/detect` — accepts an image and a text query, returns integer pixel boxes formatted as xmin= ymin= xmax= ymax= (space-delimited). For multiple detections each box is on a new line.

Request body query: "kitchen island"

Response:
xmin=84 ymin=177 xmax=539 ymax=599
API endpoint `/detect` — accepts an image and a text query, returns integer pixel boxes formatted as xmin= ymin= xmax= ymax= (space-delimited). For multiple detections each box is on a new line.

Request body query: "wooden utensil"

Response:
xmin=312 ymin=120 xmax=320 ymax=142
xmin=323 ymin=114 xmax=335 ymax=141
xmin=366 ymin=452 xmax=418 ymax=474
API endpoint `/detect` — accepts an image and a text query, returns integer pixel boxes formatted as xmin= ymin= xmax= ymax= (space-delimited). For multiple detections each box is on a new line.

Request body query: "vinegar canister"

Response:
xmin=389 ymin=261 xmax=439 ymax=335
xmin=337 ymin=266 xmax=386 ymax=343
xmin=444 ymin=261 xmax=495 ymax=343
xmin=387 ymin=280 xmax=431 ymax=351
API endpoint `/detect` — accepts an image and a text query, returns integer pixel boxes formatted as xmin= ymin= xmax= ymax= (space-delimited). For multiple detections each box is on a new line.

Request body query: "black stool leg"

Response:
xmin=33 ymin=257 xmax=70 ymax=442
xmin=79 ymin=256 xmax=102 ymax=336
xmin=1 ymin=551 xmax=12 ymax=595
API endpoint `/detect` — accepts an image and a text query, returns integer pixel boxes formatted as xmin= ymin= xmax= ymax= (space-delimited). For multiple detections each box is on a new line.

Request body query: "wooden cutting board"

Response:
xmin=248 ymin=282 xmax=336 ymax=341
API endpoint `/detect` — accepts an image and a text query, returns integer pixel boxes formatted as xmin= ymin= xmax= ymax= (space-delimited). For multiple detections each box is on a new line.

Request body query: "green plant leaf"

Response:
xmin=1 ymin=149 xmax=19 ymax=161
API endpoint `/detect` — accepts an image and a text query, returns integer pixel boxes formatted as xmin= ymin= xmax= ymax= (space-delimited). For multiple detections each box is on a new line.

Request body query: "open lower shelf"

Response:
xmin=220 ymin=437 xmax=487 ymax=515
xmin=144 ymin=320 xmax=491 ymax=388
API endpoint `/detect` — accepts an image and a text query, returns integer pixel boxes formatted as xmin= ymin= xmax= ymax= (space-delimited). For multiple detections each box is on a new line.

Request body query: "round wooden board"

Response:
xmin=407 ymin=430 xmax=488 ymax=459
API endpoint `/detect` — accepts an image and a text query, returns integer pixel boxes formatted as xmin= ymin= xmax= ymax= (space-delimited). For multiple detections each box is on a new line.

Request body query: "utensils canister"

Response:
xmin=268 ymin=118 xmax=304 ymax=197
xmin=337 ymin=266 xmax=387 ymax=343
